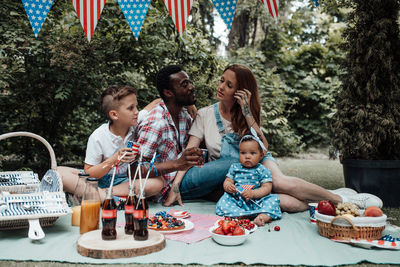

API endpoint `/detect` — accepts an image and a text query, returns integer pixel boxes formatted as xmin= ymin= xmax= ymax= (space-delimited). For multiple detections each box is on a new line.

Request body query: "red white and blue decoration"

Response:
xmin=260 ymin=0 xmax=279 ymax=21
xmin=117 ymin=0 xmax=151 ymax=40
xmin=211 ymin=0 xmax=237 ymax=30
xmin=163 ymin=0 xmax=193 ymax=35
xmin=21 ymin=0 xmax=54 ymax=37
xmin=70 ymin=0 xmax=107 ymax=42
xmin=237 ymin=184 xmax=255 ymax=192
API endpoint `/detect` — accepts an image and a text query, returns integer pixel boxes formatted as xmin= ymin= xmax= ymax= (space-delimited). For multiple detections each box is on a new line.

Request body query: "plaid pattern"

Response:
xmin=134 ymin=100 xmax=192 ymax=199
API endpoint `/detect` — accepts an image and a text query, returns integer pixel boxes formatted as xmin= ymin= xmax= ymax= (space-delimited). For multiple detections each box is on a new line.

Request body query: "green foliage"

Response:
xmin=0 ymin=0 xmax=223 ymax=173
xmin=331 ymin=0 xmax=400 ymax=160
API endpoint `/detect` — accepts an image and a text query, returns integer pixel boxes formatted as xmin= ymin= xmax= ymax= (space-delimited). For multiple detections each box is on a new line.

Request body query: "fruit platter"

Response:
xmin=315 ymin=201 xmax=387 ymax=241
xmin=214 ymin=217 xmax=257 ymax=233
xmin=148 ymin=211 xmax=186 ymax=231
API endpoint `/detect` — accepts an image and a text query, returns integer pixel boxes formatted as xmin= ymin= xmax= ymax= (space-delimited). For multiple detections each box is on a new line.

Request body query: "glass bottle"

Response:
xmin=133 ymin=195 xmax=149 ymax=240
xmin=124 ymin=187 xmax=136 ymax=235
xmin=101 ymin=196 xmax=117 ymax=240
xmin=80 ymin=177 xmax=101 ymax=234
xmin=71 ymin=172 xmax=89 ymax=226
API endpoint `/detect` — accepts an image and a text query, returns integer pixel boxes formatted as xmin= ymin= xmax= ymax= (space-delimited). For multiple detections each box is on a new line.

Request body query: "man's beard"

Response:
xmin=175 ymin=94 xmax=196 ymax=107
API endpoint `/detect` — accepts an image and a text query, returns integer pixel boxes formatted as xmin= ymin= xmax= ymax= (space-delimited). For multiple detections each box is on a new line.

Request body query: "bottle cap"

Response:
xmin=87 ymin=177 xmax=99 ymax=182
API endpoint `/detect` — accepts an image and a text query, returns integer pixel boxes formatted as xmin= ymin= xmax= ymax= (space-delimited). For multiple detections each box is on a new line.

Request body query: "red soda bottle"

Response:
xmin=124 ymin=193 xmax=136 ymax=235
xmin=101 ymin=197 xmax=117 ymax=240
xmin=133 ymin=196 xmax=149 ymax=240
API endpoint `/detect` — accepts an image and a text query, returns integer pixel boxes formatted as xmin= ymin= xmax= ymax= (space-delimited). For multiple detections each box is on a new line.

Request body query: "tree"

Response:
xmin=331 ymin=0 xmax=400 ymax=160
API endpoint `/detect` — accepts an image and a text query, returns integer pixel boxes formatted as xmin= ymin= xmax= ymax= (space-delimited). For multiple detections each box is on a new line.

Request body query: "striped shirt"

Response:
xmin=134 ymin=100 xmax=192 ymax=200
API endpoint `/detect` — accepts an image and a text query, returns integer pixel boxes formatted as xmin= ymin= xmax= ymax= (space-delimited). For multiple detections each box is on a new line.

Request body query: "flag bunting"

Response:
xmin=211 ymin=0 xmax=237 ymax=30
xmin=163 ymin=0 xmax=193 ymax=35
xmin=21 ymin=0 xmax=55 ymax=37
xmin=117 ymin=0 xmax=151 ymax=40
xmin=260 ymin=0 xmax=279 ymax=21
xmin=70 ymin=0 xmax=107 ymax=42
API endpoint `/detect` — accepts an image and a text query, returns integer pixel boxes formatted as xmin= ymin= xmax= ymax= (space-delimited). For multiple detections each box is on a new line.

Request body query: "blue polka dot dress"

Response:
xmin=215 ymin=163 xmax=282 ymax=220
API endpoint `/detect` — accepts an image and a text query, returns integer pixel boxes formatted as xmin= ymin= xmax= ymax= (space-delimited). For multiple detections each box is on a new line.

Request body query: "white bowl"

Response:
xmin=209 ymin=226 xmax=249 ymax=246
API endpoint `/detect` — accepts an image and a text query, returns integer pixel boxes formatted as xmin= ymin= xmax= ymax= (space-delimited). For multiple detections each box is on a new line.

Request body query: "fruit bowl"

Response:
xmin=209 ymin=226 xmax=250 ymax=246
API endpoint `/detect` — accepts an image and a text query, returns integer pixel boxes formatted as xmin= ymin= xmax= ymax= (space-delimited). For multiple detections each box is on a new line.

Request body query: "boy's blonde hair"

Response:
xmin=101 ymin=85 xmax=137 ymax=121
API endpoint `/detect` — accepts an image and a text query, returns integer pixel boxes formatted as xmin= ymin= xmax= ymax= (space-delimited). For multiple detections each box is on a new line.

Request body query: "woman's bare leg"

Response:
xmin=278 ymin=193 xmax=308 ymax=212
xmin=263 ymin=160 xmax=342 ymax=207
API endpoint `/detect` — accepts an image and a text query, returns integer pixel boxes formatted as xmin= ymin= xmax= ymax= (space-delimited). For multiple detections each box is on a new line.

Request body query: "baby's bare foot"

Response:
xmin=254 ymin=214 xmax=271 ymax=226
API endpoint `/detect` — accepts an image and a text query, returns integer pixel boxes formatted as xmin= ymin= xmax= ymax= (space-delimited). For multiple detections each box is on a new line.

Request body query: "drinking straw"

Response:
xmin=106 ymin=166 xmax=117 ymax=199
xmin=136 ymin=152 xmax=157 ymax=208
xmin=128 ymin=151 xmax=143 ymax=196
xmin=106 ymin=151 xmax=129 ymax=199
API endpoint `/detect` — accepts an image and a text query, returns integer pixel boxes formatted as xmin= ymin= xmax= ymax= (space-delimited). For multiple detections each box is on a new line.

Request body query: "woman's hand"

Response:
xmin=234 ymin=88 xmax=252 ymax=117
xmin=163 ymin=183 xmax=184 ymax=206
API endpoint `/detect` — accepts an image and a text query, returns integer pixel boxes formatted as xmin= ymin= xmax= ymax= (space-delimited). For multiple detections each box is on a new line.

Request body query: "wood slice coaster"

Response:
xmin=77 ymin=228 xmax=165 ymax=259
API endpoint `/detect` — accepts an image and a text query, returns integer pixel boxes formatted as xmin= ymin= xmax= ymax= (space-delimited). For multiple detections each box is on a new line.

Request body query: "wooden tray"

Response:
xmin=77 ymin=228 xmax=165 ymax=259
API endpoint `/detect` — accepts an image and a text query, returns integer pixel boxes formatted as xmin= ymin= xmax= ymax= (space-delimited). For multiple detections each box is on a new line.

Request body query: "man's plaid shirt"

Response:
xmin=134 ymin=100 xmax=192 ymax=200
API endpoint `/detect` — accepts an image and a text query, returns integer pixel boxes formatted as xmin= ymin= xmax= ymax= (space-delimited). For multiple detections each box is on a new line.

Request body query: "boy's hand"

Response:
xmin=241 ymin=190 xmax=254 ymax=201
xmin=116 ymin=147 xmax=135 ymax=164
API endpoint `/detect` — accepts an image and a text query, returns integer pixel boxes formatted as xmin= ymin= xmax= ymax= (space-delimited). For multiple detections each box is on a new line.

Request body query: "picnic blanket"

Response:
xmin=0 ymin=200 xmax=399 ymax=265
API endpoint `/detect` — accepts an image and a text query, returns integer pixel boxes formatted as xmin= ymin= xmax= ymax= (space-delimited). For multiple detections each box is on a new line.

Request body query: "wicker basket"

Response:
xmin=0 ymin=132 xmax=70 ymax=231
xmin=315 ymin=211 xmax=386 ymax=240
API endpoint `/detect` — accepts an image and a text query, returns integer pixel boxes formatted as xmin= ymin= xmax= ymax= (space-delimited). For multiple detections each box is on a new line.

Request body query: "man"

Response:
xmin=134 ymin=65 xmax=201 ymax=201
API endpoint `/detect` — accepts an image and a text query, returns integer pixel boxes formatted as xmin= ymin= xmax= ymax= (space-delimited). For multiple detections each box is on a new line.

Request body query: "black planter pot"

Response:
xmin=341 ymin=159 xmax=400 ymax=207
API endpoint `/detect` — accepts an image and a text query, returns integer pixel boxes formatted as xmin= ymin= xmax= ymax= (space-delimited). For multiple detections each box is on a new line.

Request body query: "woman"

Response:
xmin=164 ymin=64 xmax=382 ymax=211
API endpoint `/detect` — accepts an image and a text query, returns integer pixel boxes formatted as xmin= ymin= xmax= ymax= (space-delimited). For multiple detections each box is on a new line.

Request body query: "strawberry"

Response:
xmin=233 ymin=227 xmax=245 ymax=236
xmin=222 ymin=221 xmax=230 ymax=234
xmin=213 ymin=227 xmax=225 ymax=235
xmin=227 ymin=233 xmax=233 ymax=236
xmin=228 ymin=221 xmax=237 ymax=227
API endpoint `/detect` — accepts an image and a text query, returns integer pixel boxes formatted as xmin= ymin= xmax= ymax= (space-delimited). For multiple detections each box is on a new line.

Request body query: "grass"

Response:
xmin=0 ymin=156 xmax=399 ymax=267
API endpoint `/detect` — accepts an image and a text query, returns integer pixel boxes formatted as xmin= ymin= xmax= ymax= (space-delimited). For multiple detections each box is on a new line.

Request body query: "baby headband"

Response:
xmin=240 ymin=127 xmax=267 ymax=152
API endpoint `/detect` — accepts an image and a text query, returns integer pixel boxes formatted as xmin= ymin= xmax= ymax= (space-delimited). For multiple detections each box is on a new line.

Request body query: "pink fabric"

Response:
xmin=164 ymin=209 xmax=222 ymax=244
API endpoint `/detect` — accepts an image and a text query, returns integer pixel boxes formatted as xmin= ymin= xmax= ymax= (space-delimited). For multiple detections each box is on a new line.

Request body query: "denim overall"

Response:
xmin=180 ymin=103 xmax=275 ymax=200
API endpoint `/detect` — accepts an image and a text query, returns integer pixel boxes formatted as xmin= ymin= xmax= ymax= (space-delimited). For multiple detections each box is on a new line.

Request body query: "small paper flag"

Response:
xmin=21 ymin=0 xmax=55 ymax=37
xmin=237 ymin=184 xmax=255 ymax=192
xmin=70 ymin=0 xmax=107 ymax=42
xmin=260 ymin=0 xmax=279 ymax=21
xmin=211 ymin=0 xmax=237 ymax=30
xmin=163 ymin=0 xmax=193 ymax=35
xmin=117 ymin=0 xmax=151 ymax=40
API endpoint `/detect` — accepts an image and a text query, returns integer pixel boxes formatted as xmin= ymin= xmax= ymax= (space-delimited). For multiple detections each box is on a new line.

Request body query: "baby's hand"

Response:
xmin=241 ymin=190 xmax=254 ymax=201
xmin=224 ymin=183 xmax=237 ymax=194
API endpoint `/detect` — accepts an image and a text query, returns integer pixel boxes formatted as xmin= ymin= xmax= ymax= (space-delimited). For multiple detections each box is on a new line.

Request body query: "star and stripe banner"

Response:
xmin=21 ymin=0 xmax=55 ymax=37
xmin=237 ymin=185 xmax=255 ymax=192
xmin=70 ymin=0 xmax=107 ymax=42
xmin=211 ymin=0 xmax=237 ymax=30
xmin=117 ymin=0 xmax=151 ymax=40
xmin=163 ymin=0 xmax=193 ymax=35
xmin=260 ymin=0 xmax=279 ymax=21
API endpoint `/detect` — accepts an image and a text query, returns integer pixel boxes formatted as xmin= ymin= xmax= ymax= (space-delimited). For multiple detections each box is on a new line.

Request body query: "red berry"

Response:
xmin=274 ymin=226 xmax=280 ymax=231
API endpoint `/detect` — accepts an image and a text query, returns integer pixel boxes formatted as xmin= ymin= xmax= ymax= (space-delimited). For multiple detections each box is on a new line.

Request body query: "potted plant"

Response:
xmin=331 ymin=0 xmax=400 ymax=207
